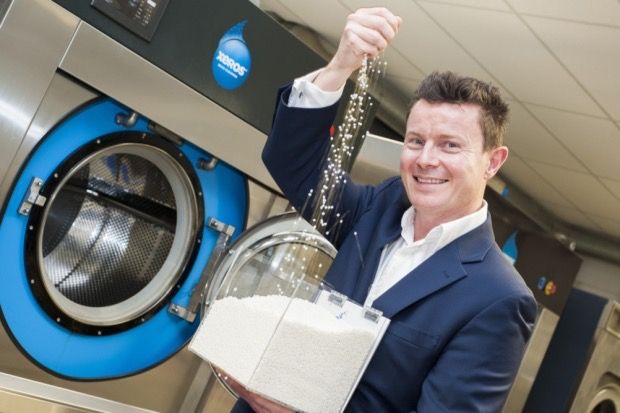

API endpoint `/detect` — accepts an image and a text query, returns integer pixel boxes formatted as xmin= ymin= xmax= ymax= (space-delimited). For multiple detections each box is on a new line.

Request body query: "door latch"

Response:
xmin=19 ymin=177 xmax=47 ymax=216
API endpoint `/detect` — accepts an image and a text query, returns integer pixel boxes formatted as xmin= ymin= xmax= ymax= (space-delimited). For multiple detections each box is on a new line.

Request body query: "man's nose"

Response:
xmin=416 ymin=144 xmax=439 ymax=167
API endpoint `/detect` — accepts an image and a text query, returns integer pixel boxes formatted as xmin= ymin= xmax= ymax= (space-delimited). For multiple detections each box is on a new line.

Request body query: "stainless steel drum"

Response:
xmin=29 ymin=138 xmax=200 ymax=330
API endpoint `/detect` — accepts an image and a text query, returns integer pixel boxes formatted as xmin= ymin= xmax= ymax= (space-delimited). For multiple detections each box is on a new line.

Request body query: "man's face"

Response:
xmin=400 ymin=99 xmax=507 ymax=224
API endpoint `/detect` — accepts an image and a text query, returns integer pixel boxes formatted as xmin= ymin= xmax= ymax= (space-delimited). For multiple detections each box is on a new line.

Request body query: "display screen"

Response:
xmin=91 ymin=0 xmax=170 ymax=41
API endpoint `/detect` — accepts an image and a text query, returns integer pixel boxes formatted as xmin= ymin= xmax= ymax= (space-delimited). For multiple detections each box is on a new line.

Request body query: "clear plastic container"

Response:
xmin=188 ymin=215 xmax=389 ymax=413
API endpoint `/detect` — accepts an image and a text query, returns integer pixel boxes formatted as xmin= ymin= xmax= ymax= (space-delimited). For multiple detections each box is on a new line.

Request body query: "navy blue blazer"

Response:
xmin=231 ymin=86 xmax=537 ymax=413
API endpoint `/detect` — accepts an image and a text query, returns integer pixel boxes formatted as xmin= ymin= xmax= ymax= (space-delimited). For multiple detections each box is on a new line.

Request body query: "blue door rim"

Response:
xmin=0 ymin=98 xmax=248 ymax=380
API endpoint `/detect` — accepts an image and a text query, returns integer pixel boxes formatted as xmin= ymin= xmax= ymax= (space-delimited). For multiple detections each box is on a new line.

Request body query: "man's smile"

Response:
xmin=414 ymin=176 xmax=449 ymax=184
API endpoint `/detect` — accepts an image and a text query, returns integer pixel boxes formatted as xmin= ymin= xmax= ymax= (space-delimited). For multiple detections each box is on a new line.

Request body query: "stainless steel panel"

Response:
xmin=0 ymin=0 xmax=78 ymax=196
xmin=178 ymin=363 xmax=235 ymax=413
xmin=570 ymin=301 xmax=620 ymax=413
xmin=0 ymin=73 xmax=97 ymax=208
xmin=502 ymin=307 xmax=559 ymax=413
xmin=0 ymin=323 xmax=202 ymax=412
xmin=200 ymin=383 xmax=236 ymax=413
xmin=0 ymin=372 xmax=156 ymax=413
xmin=0 ymin=0 xmax=12 ymax=25
xmin=59 ymin=22 xmax=278 ymax=193
xmin=351 ymin=133 xmax=400 ymax=185
xmin=57 ymin=21 xmax=411 ymax=196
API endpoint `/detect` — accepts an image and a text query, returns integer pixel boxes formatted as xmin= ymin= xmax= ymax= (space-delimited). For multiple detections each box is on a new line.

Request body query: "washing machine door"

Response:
xmin=205 ymin=211 xmax=337 ymax=305
xmin=201 ymin=211 xmax=337 ymax=396
xmin=0 ymin=98 xmax=248 ymax=379
xmin=589 ymin=383 xmax=620 ymax=413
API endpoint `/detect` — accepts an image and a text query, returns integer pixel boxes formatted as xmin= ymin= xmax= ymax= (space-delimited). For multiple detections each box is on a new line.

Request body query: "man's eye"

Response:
xmin=405 ymin=137 xmax=426 ymax=149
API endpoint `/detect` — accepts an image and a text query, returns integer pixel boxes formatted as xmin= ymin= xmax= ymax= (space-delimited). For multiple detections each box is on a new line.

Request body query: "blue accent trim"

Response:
xmin=501 ymin=230 xmax=519 ymax=262
xmin=500 ymin=186 xmax=509 ymax=198
xmin=0 ymin=99 xmax=247 ymax=379
xmin=219 ymin=20 xmax=248 ymax=44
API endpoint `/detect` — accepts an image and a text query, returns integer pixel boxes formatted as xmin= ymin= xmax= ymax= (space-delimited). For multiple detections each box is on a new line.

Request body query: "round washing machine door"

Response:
xmin=589 ymin=383 xmax=620 ymax=413
xmin=0 ymin=98 xmax=248 ymax=379
xmin=205 ymin=211 xmax=337 ymax=305
xmin=201 ymin=211 xmax=337 ymax=396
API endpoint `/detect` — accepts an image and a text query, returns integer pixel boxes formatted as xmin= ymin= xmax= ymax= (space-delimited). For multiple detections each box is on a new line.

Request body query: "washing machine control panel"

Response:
xmin=91 ymin=0 xmax=169 ymax=41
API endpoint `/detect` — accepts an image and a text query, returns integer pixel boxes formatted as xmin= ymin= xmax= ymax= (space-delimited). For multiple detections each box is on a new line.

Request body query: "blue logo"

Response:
xmin=537 ymin=276 xmax=547 ymax=290
xmin=501 ymin=231 xmax=519 ymax=265
xmin=212 ymin=20 xmax=251 ymax=90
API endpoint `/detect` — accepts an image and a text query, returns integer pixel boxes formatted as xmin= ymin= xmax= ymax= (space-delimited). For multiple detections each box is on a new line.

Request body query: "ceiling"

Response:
xmin=256 ymin=0 xmax=620 ymax=256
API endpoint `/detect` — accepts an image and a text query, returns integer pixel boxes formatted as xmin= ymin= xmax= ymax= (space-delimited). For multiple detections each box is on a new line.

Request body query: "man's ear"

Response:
xmin=485 ymin=146 xmax=509 ymax=180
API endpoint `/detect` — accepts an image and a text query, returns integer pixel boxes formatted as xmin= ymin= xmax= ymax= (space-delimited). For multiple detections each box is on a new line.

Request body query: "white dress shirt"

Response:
xmin=288 ymin=69 xmax=344 ymax=108
xmin=364 ymin=205 xmax=487 ymax=306
xmin=287 ymin=71 xmax=488 ymax=306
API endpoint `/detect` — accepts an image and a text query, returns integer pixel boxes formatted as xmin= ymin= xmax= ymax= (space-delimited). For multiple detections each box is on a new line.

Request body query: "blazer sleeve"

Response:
xmin=415 ymin=292 xmax=537 ymax=413
xmin=262 ymin=84 xmax=335 ymax=207
xmin=262 ymin=84 xmax=379 ymax=247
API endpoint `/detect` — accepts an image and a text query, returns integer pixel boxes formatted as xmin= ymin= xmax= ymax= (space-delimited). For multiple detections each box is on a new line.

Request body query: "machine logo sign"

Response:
xmin=501 ymin=231 xmax=518 ymax=265
xmin=212 ymin=20 xmax=251 ymax=90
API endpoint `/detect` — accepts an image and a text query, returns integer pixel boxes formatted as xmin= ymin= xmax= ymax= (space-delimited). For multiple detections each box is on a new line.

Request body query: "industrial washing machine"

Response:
xmin=571 ymin=301 xmax=620 ymax=413
xmin=523 ymin=289 xmax=620 ymax=413
xmin=0 ymin=0 xmax=326 ymax=411
xmin=1 ymin=88 xmax=250 ymax=375
xmin=482 ymin=187 xmax=584 ymax=413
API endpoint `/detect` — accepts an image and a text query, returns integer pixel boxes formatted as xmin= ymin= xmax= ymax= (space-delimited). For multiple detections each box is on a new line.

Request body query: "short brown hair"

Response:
xmin=409 ymin=71 xmax=509 ymax=151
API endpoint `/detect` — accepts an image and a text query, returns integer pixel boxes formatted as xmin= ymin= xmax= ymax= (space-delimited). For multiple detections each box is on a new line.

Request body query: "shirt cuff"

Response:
xmin=288 ymin=69 xmax=345 ymax=109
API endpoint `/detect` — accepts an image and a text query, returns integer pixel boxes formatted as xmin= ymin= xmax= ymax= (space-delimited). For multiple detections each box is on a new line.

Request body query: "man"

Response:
xmin=229 ymin=7 xmax=536 ymax=413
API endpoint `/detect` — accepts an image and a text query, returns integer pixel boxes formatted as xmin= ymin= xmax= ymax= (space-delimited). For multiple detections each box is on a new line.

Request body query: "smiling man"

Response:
xmin=401 ymin=74 xmax=509 ymax=241
xmin=230 ymin=7 xmax=537 ymax=413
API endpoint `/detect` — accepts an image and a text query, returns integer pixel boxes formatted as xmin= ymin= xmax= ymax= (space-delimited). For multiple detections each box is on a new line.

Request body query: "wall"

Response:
xmin=574 ymin=255 xmax=620 ymax=301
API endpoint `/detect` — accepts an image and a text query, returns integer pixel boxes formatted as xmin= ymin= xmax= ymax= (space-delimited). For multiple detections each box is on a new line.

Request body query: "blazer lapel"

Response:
xmin=348 ymin=189 xmax=408 ymax=303
xmin=372 ymin=243 xmax=466 ymax=318
xmin=372 ymin=216 xmax=495 ymax=318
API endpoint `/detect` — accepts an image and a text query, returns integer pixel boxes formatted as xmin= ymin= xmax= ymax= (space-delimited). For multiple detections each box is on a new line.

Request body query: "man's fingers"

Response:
xmin=347 ymin=22 xmax=389 ymax=51
xmin=344 ymin=29 xmax=382 ymax=57
xmin=353 ymin=7 xmax=401 ymax=35
xmin=349 ymin=11 xmax=398 ymax=43
xmin=320 ymin=7 xmax=401 ymax=82
xmin=342 ymin=7 xmax=401 ymax=59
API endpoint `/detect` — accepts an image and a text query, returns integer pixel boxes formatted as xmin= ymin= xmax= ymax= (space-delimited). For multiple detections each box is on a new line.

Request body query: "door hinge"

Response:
xmin=19 ymin=177 xmax=47 ymax=216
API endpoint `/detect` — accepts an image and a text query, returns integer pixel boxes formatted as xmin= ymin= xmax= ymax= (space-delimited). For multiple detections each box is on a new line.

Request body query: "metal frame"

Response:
xmin=0 ymin=372 xmax=157 ymax=413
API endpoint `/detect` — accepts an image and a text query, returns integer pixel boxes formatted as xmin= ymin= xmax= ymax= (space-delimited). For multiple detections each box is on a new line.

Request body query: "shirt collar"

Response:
xmin=400 ymin=201 xmax=489 ymax=250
